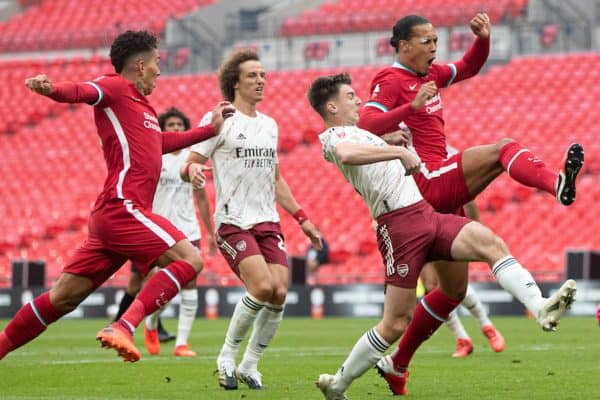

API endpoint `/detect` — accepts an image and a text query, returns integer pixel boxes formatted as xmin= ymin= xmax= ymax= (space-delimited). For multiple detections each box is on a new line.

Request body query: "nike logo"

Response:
xmin=409 ymin=83 xmax=417 ymax=90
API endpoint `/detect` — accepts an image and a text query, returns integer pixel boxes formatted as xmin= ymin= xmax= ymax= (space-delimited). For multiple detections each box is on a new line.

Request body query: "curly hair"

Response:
xmin=218 ymin=49 xmax=260 ymax=102
xmin=158 ymin=107 xmax=191 ymax=131
xmin=307 ymin=72 xmax=352 ymax=118
xmin=109 ymin=30 xmax=158 ymax=73
xmin=390 ymin=15 xmax=431 ymax=52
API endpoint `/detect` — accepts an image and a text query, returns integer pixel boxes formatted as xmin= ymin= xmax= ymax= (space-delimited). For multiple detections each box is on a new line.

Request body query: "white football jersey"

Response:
xmin=153 ymin=149 xmax=201 ymax=241
xmin=191 ymin=110 xmax=279 ymax=230
xmin=319 ymin=126 xmax=422 ymax=219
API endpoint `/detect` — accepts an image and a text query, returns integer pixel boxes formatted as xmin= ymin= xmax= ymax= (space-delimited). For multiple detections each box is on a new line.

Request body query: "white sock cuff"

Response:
xmin=492 ymin=255 xmax=518 ymax=276
xmin=264 ymin=302 xmax=284 ymax=313
xmin=366 ymin=328 xmax=390 ymax=354
xmin=181 ymin=288 xmax=198 ymax=301
xmin=242 ymin=293 xmax=266 ymax=312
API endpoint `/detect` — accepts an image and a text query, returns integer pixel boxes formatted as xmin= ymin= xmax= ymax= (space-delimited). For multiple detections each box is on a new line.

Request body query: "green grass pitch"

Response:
xmin=0 ymin=317 xmax=599 ymax=399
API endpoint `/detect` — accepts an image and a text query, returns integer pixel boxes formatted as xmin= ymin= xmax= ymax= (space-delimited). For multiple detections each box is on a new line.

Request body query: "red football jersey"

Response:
xmin=359 ymin=37 xmax=489 ymax=163
xmin=86 ymin=74 xmax=163 ymax=211
xmin=363 ymin=62 xmax=455 ymax=162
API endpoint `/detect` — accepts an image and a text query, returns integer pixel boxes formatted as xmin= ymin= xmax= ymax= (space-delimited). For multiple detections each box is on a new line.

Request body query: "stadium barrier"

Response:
xmin=0 ymin=281 xmax=598 ymax=319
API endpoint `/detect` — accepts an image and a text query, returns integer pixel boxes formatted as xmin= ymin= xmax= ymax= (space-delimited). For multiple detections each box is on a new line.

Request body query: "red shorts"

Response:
xmin=216 ymin=222 xmax=288 ymax=276
xmin=414 ymin=152 xmax=475 ymax=214
xmin=375 ymin=200 xmax=470 ymax=288
xmin=63 ymin=199 xmax=186 ymax=288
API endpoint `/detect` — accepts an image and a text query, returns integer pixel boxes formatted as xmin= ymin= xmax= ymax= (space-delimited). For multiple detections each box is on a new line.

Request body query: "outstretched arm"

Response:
xmin=275 ymin=166 xmax=322 ymax=250
xmin=162 ymin=101 xmax=235 ymax=154
xmin=25 ymin=74 xmax=100 ymax=104
xmin=334 ymin=141 xmax=420 ymax=175
xmin=451 ymin=13 xmax=491 ymax=84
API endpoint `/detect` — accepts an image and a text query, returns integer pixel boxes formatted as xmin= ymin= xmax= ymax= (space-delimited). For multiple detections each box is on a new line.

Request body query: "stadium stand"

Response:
xmin=0 ymin=0 xmax=215 ymax=51
xmin=0 ymin=49 xmax=598 ymax=287
xmin=280 ymin=0 xmax=529 ymax=36
xmin=0 ymin=0 xmax=597 ymax=288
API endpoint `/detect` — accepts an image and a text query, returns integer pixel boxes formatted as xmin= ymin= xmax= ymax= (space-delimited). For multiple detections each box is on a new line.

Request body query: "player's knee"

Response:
xmin=384 ymin=314 xmax=412 ymax=341
xmin=250 ymin=283 xmax=275 ymax=302
xmin=271 ymin=286 xmax=288 ymax=304
xmin=186 ymin=253 xmax=204 ymax=273
xmin=495 ymin=138 xmax=515 ymax=153
xmin=475 ymin=231 xmax=508 ymax=265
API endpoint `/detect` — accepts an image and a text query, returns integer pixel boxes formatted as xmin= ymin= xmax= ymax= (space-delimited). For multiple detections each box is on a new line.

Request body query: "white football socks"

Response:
xmin=218 ymin=293 xmax=265 ymax=362
xmin=333 ymin=327 xmax=390 ymax=391
xmin=462 ymin=284 xmax=492 ymax=327
xmin=238 ymin=303 xmax=284 ymax=372
xmin=445 ymin=310 xmax=470 ymax=340
xmin=175 ymin=288 xmax=198 ymax=347
xmin=492 ymin=255 xmax=544 ymax=317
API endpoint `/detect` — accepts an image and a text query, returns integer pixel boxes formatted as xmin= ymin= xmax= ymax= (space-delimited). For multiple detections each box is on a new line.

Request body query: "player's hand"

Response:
xmin=207 ymin=234 xmax=218 ymax=256
xmin=381 ymin=129 xmax=411 ymax=147
xmin=398 ymin=147 xmax=421 ymax=176
xmin=188 ymin=163 xmax=211 ymax=190
xmin=210 ymin=101 xmax=235 ymax=134
xmin=25 ymin=74 xmax=54 ymax=96
xmin=470 ymin=13 xmax=491 ymax=39
xmin=301 ymin=220 xmax=323 ymax=250
xmin=411 ymin=81 xmax=437 ymax=110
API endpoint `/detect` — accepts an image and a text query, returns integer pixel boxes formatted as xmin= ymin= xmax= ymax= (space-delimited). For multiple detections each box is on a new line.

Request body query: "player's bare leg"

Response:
xmin=450 ymin=221 xmax=576 ymax=331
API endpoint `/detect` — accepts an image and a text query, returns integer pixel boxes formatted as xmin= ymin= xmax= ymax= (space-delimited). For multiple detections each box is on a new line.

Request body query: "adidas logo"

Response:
xmin=237 ymin=133 xmax=247 ymax=140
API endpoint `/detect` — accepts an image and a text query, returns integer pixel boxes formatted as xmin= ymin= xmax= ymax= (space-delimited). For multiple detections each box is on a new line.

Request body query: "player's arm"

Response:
xmin=162 ymin=102 xmax=235 ymax=154
xmin=25 ymin=74 xmax=101 ymax=104
xmin=446 ymin=13 xmax=490 ymax=85
xmin=274 ymin=165 xmax=322 ymax=250
xmin=193 ymin=187 xmax=217 ymax=256
xmin=334 ymin=141 xmax=420 ymax=175
xmin=358 ymin=79 xmax=436 ymax=135
xmin=181 ymin=151 xmax=210 ymax=190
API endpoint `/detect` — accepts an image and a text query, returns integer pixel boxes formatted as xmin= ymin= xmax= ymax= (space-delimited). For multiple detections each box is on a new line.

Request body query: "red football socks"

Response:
xmin=499 ymin=141 xmax=556 ymax=195
xmin=0 ymin=292 xmax=62 ymax=359
xmin=119 ymin=260 xmax=197 ymax=332
xmin=392 ymin=288 xmax=461 ymax=371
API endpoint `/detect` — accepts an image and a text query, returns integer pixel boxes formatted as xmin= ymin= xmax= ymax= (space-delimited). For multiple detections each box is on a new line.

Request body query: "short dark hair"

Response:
xmin=390 ymin=15 xmax=431 ymax=52
xmin=158 ymin=107 xmax=191 ymax=131
xmin=218 ymin=49 xmax=260 ymax=102
xmin=307 ymin=72 xmax=352 ymax=118
xmin=110 ymin=30 xmax=158 ymax=73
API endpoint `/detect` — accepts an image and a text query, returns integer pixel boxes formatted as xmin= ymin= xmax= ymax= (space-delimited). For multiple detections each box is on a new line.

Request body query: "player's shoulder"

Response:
xmin=90 ymin=73 xmax=122 ymax=87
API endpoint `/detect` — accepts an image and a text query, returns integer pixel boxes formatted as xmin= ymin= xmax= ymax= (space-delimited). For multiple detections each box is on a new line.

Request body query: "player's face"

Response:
xmin=164 ymin=116 xmax=186 ymax=132
xmin=335 ymin=84 xmax=361 ymax=125
xmin=235 ymin=60 xmax=266 ymax=105
xmin=401 ymin=23 xmax=437 ymax=76
xmin=140 ymin=49 xmax=161 ymax=95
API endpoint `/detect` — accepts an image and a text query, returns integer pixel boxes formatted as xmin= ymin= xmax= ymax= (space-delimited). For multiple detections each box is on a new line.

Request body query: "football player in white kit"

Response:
xmin=183 ymin=49 xmax=322 ymax=390
xmin=307 ymin=72 xmax=576 ymax=399
xmin=141 ymin=107 xmax=218 ymax=358
xmin=382 ymin=128 xmax=506 ymax=358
